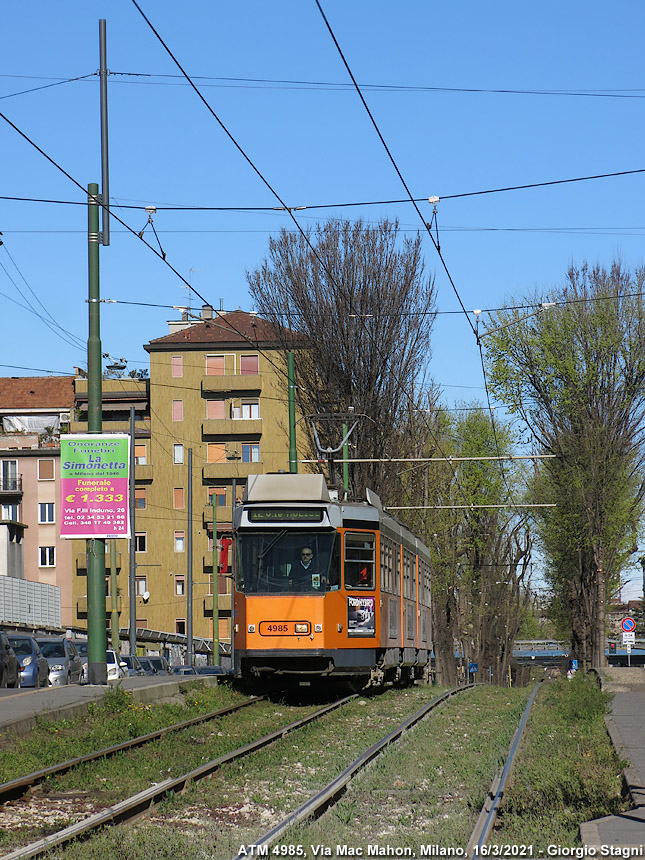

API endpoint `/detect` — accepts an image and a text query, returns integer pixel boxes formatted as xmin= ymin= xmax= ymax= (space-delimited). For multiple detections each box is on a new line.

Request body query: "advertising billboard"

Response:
xmin=60 ymin=434 xmax=130 ymax=539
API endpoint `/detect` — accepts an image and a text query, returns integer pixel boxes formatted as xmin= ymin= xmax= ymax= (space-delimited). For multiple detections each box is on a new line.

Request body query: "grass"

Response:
xmin=282 ymin=684 xmax=533 ymax=852
xmin=54 ymin=685 xmax=455 ymax=859
xmin=490 ymin=672 xmax=629 ymax=848
xmin=0 ymin=682 xmax=245 ymax=783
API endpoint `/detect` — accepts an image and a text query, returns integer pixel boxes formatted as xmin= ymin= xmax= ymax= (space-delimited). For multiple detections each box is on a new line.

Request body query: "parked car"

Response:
xmin=171 ymin=665 xmax=196 ymax=676
xmin=7 ymin=634 xmax=49 ymax=688
xmin=0 ymin=630 xmax=20 ymax=688
xmin=120 ymin=655 xmax=146 ymax=677
xmin=36 ymin=637 xmax=83 ymax=686
xmin=137 ymin=657 xmax=156 ymax=676
xmin=195 ymin=665 xmax=233 ymax=677
xmin=106 ymin=650 xmax=127 ymax=681
xmin=72 ymin=639 xmax=89 ymax=683
xmin=147 ymin=656 xmax=172 ymax=675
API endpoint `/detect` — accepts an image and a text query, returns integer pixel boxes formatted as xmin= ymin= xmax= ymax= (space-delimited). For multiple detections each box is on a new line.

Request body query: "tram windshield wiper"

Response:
xmin=257 ymin=529 xmax=288 ymax=560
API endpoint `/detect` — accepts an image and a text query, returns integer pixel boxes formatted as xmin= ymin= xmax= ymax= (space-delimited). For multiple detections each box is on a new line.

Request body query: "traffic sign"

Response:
xmin=622 ymin=631 xmax=636 ymax=644
xmin=621 ymin=617 xmax=636 ymax=633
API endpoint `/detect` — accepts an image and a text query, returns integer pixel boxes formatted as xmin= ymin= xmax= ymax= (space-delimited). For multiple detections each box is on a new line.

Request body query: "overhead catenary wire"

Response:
xmin=1 ymin=12 xmax=543 ymax=514
xmin=313 ymin=0 xmax=535 ymax=518
xmin=1 ymin=165 xmax=643 ymax=212
xmin=125 ymin=0 xmax=479 ymax=507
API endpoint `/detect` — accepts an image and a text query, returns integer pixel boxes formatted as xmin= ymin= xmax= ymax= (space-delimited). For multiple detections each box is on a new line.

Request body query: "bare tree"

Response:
xmin=247 ymin=218 xmax=436 ymax=502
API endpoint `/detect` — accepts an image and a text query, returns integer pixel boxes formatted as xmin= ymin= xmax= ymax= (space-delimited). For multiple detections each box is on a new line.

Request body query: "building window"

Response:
xmin=240 ymin=354 xmax=259 ymax=375
xmin=205 ymin=354 xmax=225 ymax=376
xmin=38 ymin=459 xmax=55 ymax=481
xmin=2 ymin=503 xmax=19 ymax=520
xmin=134 ymin=444 xmax=147 ymax=465
xmin=207 ymin=442 xmax=226 ymax=464
xmin=135 ymin=532 xmax=147 ymax=553
xmin=1 ymin=460 xmax=18 ymax=491
xmin=206 ymin=399 xmax=226 ymax=420
xmin=242 ymin=443 xmax=260 ymax=463
xmin=175 ymin=575 xmax=185 ymax=596
xmin=136 ymin=576 xmax=147 ymax=596
xmin=38 ymin=502 xmax=55 ymax=524
xmin=39 ymin=546 xmax=55 ymax=567
xmin=241 ymin=400 xmax=260 ymax=419
xmin=135 ymin=488 xmax=146 ymax=510
xmin=172 ymin=400 xmax=183 ymax=422
xmin=173 ymin=444 xmax=184 ymax=464
xmin=136 ymin=618 xmax=148 ymax=629
xmin=207 ymin=487 xmax=227 ymax=506
xmin=175 ymin=619 xmax=186 ymax=635
xmin=171 ymin=355 xmax=183 ymax=378
xmin=173 ymin=488 xmax=185 ymax=509
xmin=174 ymin=530 xmax=185 ymax=552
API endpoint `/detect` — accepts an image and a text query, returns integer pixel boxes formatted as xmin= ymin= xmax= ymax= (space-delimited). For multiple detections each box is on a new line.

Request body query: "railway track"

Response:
xmin=232 ymin=682 xmax=541 ymax=859
xmin=0 ymin=695 xmax=265 ymax=804
xmin=0 ymin=694 xmax=356 ymax=860
xmin=0 ymin=683 xmax=539 ymax=860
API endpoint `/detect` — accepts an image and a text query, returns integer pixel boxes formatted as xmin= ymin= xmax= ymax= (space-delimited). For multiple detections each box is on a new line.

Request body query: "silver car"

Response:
xmin=36 ymin=637 xmax=83 ymax=686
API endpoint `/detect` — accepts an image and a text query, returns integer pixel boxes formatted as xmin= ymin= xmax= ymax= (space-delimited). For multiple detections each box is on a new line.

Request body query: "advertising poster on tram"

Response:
xmin=347 ymin=595 xmax=376 ymax=636
xmin=60 ymin=434 xmax=130 ymax=539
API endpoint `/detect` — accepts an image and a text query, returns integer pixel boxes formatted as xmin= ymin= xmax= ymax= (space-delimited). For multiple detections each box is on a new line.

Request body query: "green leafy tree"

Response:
xmin=483 ymin=262 xmax=645 ymax=668
xmin=400 ymin=407 xmax=532 ymax=684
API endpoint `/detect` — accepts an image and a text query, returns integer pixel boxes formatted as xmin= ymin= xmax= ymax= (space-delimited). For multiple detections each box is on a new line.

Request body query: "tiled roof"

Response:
xmin=145 ymin=310 xmax=296 ymax=350
xmin=0 ymin=376 xmax=75 ymax=410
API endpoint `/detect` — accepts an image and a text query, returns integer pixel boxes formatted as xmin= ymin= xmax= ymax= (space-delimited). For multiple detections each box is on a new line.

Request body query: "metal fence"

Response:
xmin=0 ymin=577 xmax=61 ymax=629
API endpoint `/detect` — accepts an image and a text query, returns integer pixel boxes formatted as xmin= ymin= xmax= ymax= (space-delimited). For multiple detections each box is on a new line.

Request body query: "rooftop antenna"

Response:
xmin=186 ymin=267 xmax=200 ymax=316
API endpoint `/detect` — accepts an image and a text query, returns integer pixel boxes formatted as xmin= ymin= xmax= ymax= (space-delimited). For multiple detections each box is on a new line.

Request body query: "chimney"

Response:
xmin=202 ymin=305 xmax=214 ymax=320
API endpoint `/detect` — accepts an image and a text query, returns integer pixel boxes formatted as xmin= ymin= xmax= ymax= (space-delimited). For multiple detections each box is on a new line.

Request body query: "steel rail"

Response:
xmin=233 ymin=685 xmax=474 ymax=860
xmin=0 ymin=694 xmax=356 ymax=860
xmin=466 ymin=682 xmax=542 ymax=857
xmin=0 ymin=695 xmax=265 ymax=804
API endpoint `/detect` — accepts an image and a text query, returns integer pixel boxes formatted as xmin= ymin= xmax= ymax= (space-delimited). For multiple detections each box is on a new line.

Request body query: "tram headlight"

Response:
xmin=314 ymin=624 xmax=323 ymax=633
xmin=295 ymin=623 xmax=308 ymax=634
xmin=247 ymin=624 xmax=256 ymax=633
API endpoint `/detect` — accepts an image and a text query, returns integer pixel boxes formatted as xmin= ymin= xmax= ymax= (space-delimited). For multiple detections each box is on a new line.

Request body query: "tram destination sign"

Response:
xmin=249 ymin=507 xmax=323 ymax=523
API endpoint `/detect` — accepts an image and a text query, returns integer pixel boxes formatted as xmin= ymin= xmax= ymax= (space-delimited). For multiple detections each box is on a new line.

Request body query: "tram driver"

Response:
xmin=293 ymin=546 xmax=325 ymax=590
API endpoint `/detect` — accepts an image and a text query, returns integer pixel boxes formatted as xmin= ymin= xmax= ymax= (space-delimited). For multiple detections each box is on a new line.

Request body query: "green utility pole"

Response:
xmin=288 ymin=352 xmax=297 ymax=473
xmin=342 ymin=423 xmax=350 ymax=498
xmin=211 ymin=496 xmax=220 ymax=666
xmin=87 ymin=182 xmax=107 ymax=685
xmin=110 ymin=539 xmax=119 ymax=654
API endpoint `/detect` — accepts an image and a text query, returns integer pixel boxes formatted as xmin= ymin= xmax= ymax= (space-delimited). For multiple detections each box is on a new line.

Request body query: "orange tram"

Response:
xmin=232 ymin=473 xmax=432 ymax=691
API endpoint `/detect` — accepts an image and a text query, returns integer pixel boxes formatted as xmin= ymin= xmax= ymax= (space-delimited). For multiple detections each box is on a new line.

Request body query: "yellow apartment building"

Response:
xmin=72 ymin=307 xmax=308 ymax=659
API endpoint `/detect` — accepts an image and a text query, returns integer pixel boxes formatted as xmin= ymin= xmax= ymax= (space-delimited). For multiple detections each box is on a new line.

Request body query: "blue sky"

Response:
xmin=2 ymin=2 xmax=645 ymax=592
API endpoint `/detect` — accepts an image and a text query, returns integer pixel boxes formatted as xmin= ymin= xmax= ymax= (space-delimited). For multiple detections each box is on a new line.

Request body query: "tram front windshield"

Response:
xmin=236 ymin=530 xmax=340 ymax=594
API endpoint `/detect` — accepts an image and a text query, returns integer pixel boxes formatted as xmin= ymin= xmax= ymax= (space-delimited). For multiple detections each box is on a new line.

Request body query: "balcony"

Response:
xmin=202 ymin=419 xmax=261 ymax=437
xmin=135 ymin=463 xmax=154 ymax=483
xmin=76 ymin=551 xmax=123 ymax=573
xmin=202 ymin=504 xmax=233 ymax=528
xmin=202 ymin=374 xmax=262 ymax=394
xmin=0 ymin=475 xmax=22 ymax=497
xmin=70 ymin=417 xmax=151 ymax=437
xmin=203 ymin=593 xmax=232 ymax=616
xmin=76 ymin=595 xmax=123 ymax=616
xmin=203 ymin=462 xmax=262 ymax=480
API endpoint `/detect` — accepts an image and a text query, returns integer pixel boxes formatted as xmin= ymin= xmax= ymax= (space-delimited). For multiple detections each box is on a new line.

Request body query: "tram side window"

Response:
xmin=381 ymin=537 xmax=394 ymax=593
xmin=394 ymin=546 xmax=401 ymax=596
xmin=344 ymin=532 xmax=375 ymax=589
xmin=420 ymin=559 xmax=431 ymax=607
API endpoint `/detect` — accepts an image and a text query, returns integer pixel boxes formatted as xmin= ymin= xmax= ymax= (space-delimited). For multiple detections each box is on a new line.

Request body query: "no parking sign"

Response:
xmin=621 ymin=617 xmax=636 ymax=633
